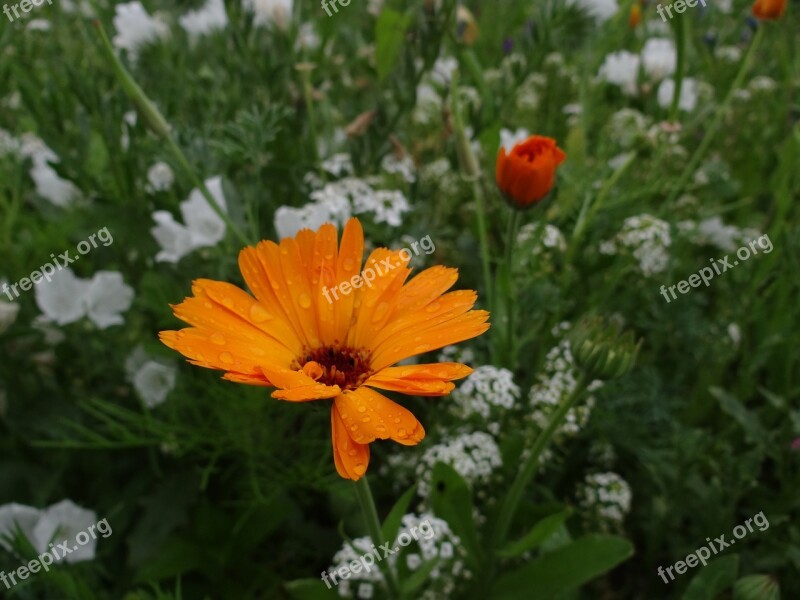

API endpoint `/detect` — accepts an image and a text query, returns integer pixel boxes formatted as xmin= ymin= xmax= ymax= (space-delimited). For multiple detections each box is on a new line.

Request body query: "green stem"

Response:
xmin=504 ymin=211 xmax=521 ymax=363
xmin=667 ymin=26 xmax=764 ymax=204
xmin=93 ymin=20 xmax=252 ymax=247
xmin=491 ymin=372 xmax=590 ymax=549
xmin=450 ymin=71 xmax=493 ymax=313
xmin=354 ymin=477 xmax=401 ymax=599
xmin=669 ymin=12 xmax=687 ymax=121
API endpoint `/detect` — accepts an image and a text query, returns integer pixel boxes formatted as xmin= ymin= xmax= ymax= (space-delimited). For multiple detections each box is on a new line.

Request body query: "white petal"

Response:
xmin=84 ymin=271 xmax=134 ymax=329
xmin=32 ymin=500 xmax=97 ymax=563
xmin=181 ymin=176 xmax=228 ymax=249
xmin=0 ymin=503 xmax=42 ymax=552
xmin=179 ymin=0 xmax=228 ymax=36
xmin=133 ymin=361 xmax=177 ymax=408
xmin=34 ymin=268 xmax=88 ymax=326
xmin=274 ymin=203 xmax=330 ymax=239
xmin=151 ymin=211 xmax=194 ymax=263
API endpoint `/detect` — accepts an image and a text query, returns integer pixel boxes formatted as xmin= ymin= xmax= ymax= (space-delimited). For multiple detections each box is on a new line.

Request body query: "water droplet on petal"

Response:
xmin=357 ymin=406 xmax=367 ymax=413
xmin=222 ymin=297 xmax=234 ymax=309
xmin=426 ymin=302 xmax=441 ymax=313
xmin=299 ymin=292 xmax=312 ymax=309
xmin=354 ymin=464 xmax=366 ymax=476
xmin=210 ymin=333 xmax=226 ymax=345
xmin=361 ymin=416 xmax=371 ymax=423
xmin=397 ymin=428 xmax=407 ymax=437
xmin=250 ymin=304 xmax=272 ymax=322
xmin=219 ymin=352 xmax=234 ymax=364
xmin=372 ymin=302 xmax=389 ymax=323
xmin=343 ymin=258 xmax=355 ymax=271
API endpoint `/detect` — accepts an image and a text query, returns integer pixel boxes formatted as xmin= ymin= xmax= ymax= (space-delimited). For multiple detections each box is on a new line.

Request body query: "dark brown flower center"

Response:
xmin=297 ymin=346 xmax=373 ymax=390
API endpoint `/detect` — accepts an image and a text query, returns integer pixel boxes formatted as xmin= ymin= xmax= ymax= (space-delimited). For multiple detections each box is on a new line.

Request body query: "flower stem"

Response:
xmin=354 ymin=477 xmax=401 ymax=599
xmin=92 ymin=20 xmax=252 ymax=247
xmin=667 ymin=26 xmax=764 ymax=204
xmin=669 ymin=12 xmax=687 ymax=121
xmin=491 ymin=372 xmax=590 ymax=549
xmin=450 ymin=70 xmax=494 ymax=313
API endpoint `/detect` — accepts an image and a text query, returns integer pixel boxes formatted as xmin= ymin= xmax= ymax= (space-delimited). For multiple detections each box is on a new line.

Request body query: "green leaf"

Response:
xmin=682 ymin=555 xmax=739 ymax=600
xmin=496 ymin=508 xmax=573 ymax=558
xmin=381 ymin=484 xmax=417 ymax=542
xmin=285 ymin=579 xmax=340 ymax=600
xmin=375 ymin=9 xmax=413 ymax=82
xmin=733 ymin=574 xmax=781 ymax=600
xmin=429 ymin=462 xmax=484 ymax=569
xmin=491 ymin=535 xmax=634 ymax=599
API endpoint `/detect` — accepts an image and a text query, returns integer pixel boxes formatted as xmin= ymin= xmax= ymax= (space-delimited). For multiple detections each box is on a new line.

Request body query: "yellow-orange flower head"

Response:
xmin=496 ymin=135 xmax=566 ymax=209
xmin=160 ymin=218 xmax=490 ymax=480
xmin=752 ymin=0 xmax=786 ymax=19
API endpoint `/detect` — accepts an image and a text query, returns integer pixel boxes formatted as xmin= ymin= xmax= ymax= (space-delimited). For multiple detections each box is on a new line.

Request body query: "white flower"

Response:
xmin=112 ymin=1 xmax=169 ymax=56
xmin=179 ymin=0 xmax=228 ymax=36
xmin=357 ymin=583 xmax=374 ymax=599
xmin=417 ymin=432 xmax=502 ymax=498
xmin=244 ymin=0 xmax=292 ymax=29
xmin=577 ymin=472 xmax=632 ymax=531
xmin=27 ymin=19 xmax=51 ymax=31
xmin=151 ymin=211 xmax=195 ymax=263
xmin=134 ymin=362 xmax=176 ymax=408
xmin=406 ymin=553 xmax=422 ymax=570
xmin=0 ymin=299 xmax=19 ymax=334
xmin=657 ymin=78 xmax=698 ymax=112
xmin=641 ymin=38 xmax=676 ymax=81
xmin=598 ymin=51 xmax=640 ymax=96
xmin=727 ymin=323 xmax=741 ymax=348
xmin=499 ymin=128 xmax=530 ymax=152
xmin=569 ymin=0 xmax=619 ymax=23
xmin=0 ymin=504 xmax=41 ymax=552
xmin=32 ymin=500 xmax=98 ymax=563
xmin=602 ymin=214 xmax=671 ymax=276
xmin=145 ymin=161 xmax=175 ymax=193
xmin=84 ymin=271 xmax=135 ymax=329
xmin=295 ymin=22 xmax=320 ymax=51
xmin=274 ymin=203 xmax=335 ymax=240
xmin=451 ymin=366 xmax=520 ymax=420
xmin=381 ymin=154 xmax=416 ymax=183
xmin=20 ymin=138 xmax=78 ymax=207
xmin=321 ymin=153 xmax=354 ymax=178
xmin=151 ymin=176 xmax=229 ymax=262
xmin=181 ymin=176 xmax=228 ymax=249
xmin=34 ymin=268 xmax=90 ymax=326
xmin=431 ymin=57 xmax=458 ymax=87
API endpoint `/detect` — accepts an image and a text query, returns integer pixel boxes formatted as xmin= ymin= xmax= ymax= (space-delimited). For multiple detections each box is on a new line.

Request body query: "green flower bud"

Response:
xmin=568 ymin=317 xmax=641 ymax=381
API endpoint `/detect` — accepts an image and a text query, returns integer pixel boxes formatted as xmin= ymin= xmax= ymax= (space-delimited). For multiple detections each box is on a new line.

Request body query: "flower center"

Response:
xmin=297 ymin=346 xmax=373 ymax=390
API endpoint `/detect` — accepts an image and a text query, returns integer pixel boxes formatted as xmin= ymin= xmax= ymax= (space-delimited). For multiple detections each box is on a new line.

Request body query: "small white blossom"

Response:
xmin=451 ymin=366 xmax=519 ymax=420
xmin=145 ymin=162 xmax=175 ymax=193
xmin=32 ymin=500 xmax=98 ymax=563
xmin=601 ymin=214 xmax=671 ymax=276
xmin=641 ymin=38 xmax=676 ymax=81
xmin=244 ymin=0 xmax=292 ymax=29
xmin=577 ymin=472 xmax=632 ymax=532
xmin=179 ymin=0 xmax=228 ymax=37
xmin=112 ymin=1 xmax=169 ymax=57
xmin=598 ymin=51 xmax=640 ymax=96
xmin=657 ymin=78 xmax=699 ymax=112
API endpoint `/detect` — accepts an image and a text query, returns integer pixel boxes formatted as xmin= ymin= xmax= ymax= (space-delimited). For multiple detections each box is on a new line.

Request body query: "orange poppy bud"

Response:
xmin=629 ymin=3 xmax=642 ymax=28
xmin=752 ymin=0 xmax=787 ymax=19
xmin=495 ymin=135 xmax=566 ymax=208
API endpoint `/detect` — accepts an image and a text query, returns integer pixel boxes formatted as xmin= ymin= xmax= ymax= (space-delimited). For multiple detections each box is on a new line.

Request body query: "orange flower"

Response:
xmin=160 ymin=218 xmax=490 ymax=480
xmin=496 ymin=135 xmax=566 ymax=208
xmin=752 ymin=0 xmax=786 ymax=19
xmin=629 ymin=3 xmax=642 ymax=28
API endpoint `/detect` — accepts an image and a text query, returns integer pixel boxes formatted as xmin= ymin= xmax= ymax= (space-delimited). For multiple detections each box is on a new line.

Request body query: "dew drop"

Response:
xmin=250 ymin=304 xmax=272 ymax=322
xmin=219 ymin=352 xmax=235 ymax=364
xmin=372 ymin=302 xmax=389 ymax=323
xmin=393 ymin=417 xmax=401 ymax=424
xmin=299 ymin=292 xmax=312 ymax=309
xmin=347 ymin=449 xmax=358 ymax=457
xmin=221 ymin=297 xmax=234 ymax=309
xmin=354 ymin=464 xmax=367 ymax=476
xmin=343 ymin=258 xmax=355 ymax=271
xmin=426 ymin=302 xmax=441 ymax=313
xmin=357 ymin=406 xmax=367 ymax=413
xmin=361 ymin=416 xmax=371 ymax=423
xmin=210 ymin=333 xmax=226 ymax=345
xmin=397 ymin=428 xmax=407 ymax=437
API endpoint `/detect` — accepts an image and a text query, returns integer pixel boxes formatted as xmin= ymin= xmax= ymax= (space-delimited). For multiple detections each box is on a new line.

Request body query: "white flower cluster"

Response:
xmin=125 ymin=347 xmax=178 ymax=409
xmin=576 ymin=472 xmax=632 ymax=531
xmin=657 ymin=78 xmax=700 ymax=112
xmin=9 ymin=134 xmax=80 ymax=208
xmin=381 ymin=154 xmax=416 ymax=184
xmin=516 ymin=223 xmax=567 ymax=271
xmin=608 ymin=108 xmax=651 ymax=149
xmin=330 ymin=513 xmax=466 ymax=599
xmin=151 ymin=176 xmax=228 ymax=264
xmin=437 ymin=345 xmax=476 ymax=366
xmin=416 ymin=432 xmax=503 ymax=499
xmin=450 ymin=366 xmax=520 ymax=420
xmin=528 ymin=340 xmax=600 ymax=437
xmin=179 ymin=0 xmax=228 ymax=37
xmin=275 ymin=175 xmax=410 ymax=239
xmin=568 ymin=0 xmax=619 ymax=23
xmin=244 ymin=0 xmax=293 ymax=29
xmin=599 ymin=38 xmax=687 ymax=99
xmin=321 ymin=153 xmax=354 ymax=178
xmin=599 ymin=214 xmax=672 ymax=276
xmin=35 ymin=268 xmax=134 ymax=329
xmin=0 ymin=500 xmax=103 ymax=563
xmin=112 ymin=1 xmax=170 ymax=58
xmin=677 ymin=216 xmax=760 ymax=253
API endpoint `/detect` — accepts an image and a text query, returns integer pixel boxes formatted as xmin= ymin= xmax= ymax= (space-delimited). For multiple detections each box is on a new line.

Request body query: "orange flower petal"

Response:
xmin=331 ymin=404 xmax=370 ymax=480
xmin=366 ymin=363 xmax=473 ymax=396
xmin=753 ymin=0 xmax=786 ymax=19
xmin=334 ymin=387 xmax=425 ymax=446
xmin=496 ymin=135 xmax=565 ymax=208
xmin=261 ymin=364 xmax=341 ymax=401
